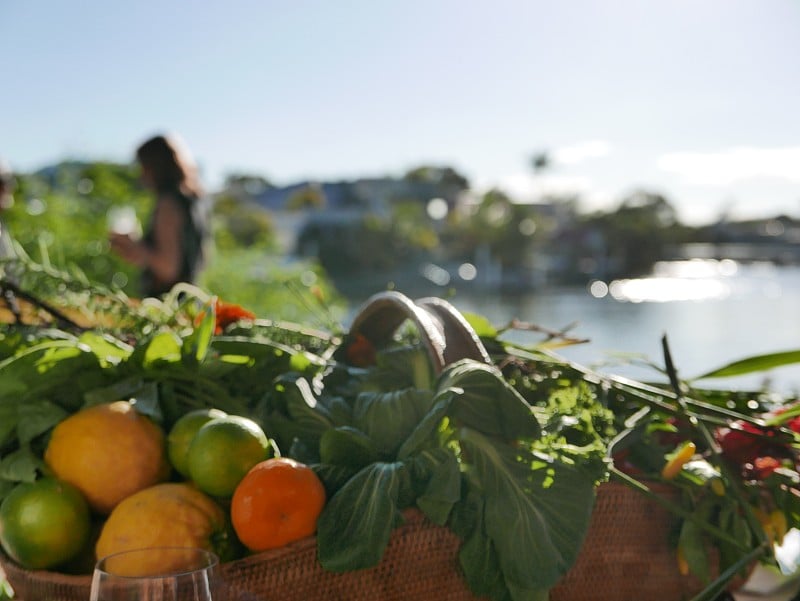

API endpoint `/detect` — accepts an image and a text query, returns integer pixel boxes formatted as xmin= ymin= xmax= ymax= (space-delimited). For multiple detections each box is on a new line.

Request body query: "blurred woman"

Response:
xmin=110 ymin=134 xmax=210 ymax=297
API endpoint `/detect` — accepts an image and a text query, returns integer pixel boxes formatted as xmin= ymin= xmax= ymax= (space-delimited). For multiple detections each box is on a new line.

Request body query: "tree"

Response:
xmin=212 ymin=195 xmax=276 ymax=251
xmin=403 ymin=165 xmax=470 ymax=191
xmin=581 ymin=190 xmax=686 ymax=278
xmin=286 ymin=184 xmax=326 ymax=211
xmin=530 ymin=151 xmax=550 ymax=173
xmin=223 ymin=173 xmax=273 ymax=196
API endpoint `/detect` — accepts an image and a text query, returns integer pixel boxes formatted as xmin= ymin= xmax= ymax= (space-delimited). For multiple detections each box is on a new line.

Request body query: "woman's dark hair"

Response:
xmin=136 ymin=134 xmax=203 ymax=198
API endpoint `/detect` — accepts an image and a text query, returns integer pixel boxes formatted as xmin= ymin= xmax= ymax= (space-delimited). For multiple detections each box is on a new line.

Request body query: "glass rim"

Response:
xmin=94 ymin=546 xmax=220 ymax=578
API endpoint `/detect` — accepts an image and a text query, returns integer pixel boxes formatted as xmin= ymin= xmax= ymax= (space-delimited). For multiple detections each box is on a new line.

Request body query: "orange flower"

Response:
xmin=213 ymin=299 xmax=255 ymax=334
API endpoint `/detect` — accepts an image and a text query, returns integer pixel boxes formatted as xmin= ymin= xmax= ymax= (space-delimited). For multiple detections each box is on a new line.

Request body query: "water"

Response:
xmin=442 ymin=260 xmax=800 ymax=396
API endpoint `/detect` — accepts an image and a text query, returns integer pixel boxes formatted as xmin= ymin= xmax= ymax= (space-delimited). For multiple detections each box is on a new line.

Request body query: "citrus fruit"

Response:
xmin=231 ymin=457 xmax=326 ymax=551
xmin=96 ymin=482 xmax=234 ymax=575
xmin=167 ymin=408 xmax=228 ymax=478
xmin=186 ymin=415 xmax=273 ymax=498
xmin=44 ymin=400 xmax=169 ymax=514
xmin=0 ymin=477 xmax=90 ymax=569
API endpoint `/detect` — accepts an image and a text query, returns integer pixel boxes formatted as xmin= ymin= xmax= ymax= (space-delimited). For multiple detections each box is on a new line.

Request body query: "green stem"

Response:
xmin=609 ymin=468 xmax=748 ymax=550
xmin=687 ymin=541 xmax=770 ymax=601
xmin=661 ymin=335 xmax=768 ymax=550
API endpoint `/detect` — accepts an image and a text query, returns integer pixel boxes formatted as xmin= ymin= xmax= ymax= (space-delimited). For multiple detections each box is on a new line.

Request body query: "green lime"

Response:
xmin=167 ymin=408 xmax=228 ymax=478
xmin=186 ymin=415 xmax=273 ymax=498
xmin=0 ymin=477 xmax=90 ymax=569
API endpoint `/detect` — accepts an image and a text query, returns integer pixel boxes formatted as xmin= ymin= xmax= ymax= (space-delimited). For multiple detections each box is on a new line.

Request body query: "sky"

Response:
xmin=2 ymin=0 xmax=799 ymax=225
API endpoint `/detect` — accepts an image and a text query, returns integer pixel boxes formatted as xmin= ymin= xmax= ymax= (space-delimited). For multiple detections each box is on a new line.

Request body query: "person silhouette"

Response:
xmin=109 ymin=134 xmax=210 ymax=298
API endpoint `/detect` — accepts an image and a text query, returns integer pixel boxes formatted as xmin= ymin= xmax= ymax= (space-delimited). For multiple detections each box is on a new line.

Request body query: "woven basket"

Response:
xmin=0 ymin=292 xmax=713 ymax=600
xmin=551 ymin=481 xmax=710 ymax=600
xmin=0 ymin=482 xmax=709 ymax=601
xmin=1 ymin=509 xmax=476 ymax=601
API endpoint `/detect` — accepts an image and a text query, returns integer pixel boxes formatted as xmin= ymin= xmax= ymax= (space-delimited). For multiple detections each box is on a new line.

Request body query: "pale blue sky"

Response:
xmin=2 ymin=1 xmax=799 ymax=224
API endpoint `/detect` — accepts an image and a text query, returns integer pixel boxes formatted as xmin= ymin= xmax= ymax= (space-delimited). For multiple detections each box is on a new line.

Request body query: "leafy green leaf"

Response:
xmin=679 ymin=517 xmax=711 ymax=583
xmin=463 ymin=312 xmax=498 ymax=339
xmin=284 ymin=377 xmax=335 ymax=443
xmin=397 ymin=394 xmax=454 ymax=459
xmin=319 ymin=426 xmax=380 ymax=469
xmin=0 ymin=340 xmax=100 ymax=402
xmin=459 ymin=427 xmax=595 ymax=591
xmin=317 ymin=462 xmax=406 ymax=572
xmin=0 ymin=480 xmax=14 ymax=504
xmin=211 ymin=336 xmax=297 ymax=363
xmin=83 ymin=376 xmax=147 ymax=406
xmin=17 ymin=401 xmax=68 ymax=444
xmin=439 ymin=360 xmax=540 ymax=440
xmin=412 ymin=448 xmax=461 ymax=525
xmin=694 ymin=349 xmax=800 ymax=380
xmin=353 ymin=388 xmax=434 ymax=456
xmin=141 ymin=331 xmax=182 ymax=367
xmin=0 ymin=446 xmax=43 ymax=483
xmin=458 ymin=509 xmax=506 ymax=597
xmin=130 ymin=382 xmax=163 ymax=422
xmin=363 ymin=345 xmax=433 ymax=392
xmin=0 ymin=401 xmax=18 ymax=447
xmin=182 ymin=298 xmax=215 ymax=365
xmin=76 ymin=331 xmax=132 ymax=366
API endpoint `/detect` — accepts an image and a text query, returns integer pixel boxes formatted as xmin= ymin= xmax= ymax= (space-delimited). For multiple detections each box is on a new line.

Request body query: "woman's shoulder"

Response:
xmin=157 ymin=189 xmax=202 ymax=213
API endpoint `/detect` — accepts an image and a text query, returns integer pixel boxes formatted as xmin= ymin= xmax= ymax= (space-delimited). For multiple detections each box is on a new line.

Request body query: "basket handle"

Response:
xmin=345 ymin=291 xmax=491 ymax=374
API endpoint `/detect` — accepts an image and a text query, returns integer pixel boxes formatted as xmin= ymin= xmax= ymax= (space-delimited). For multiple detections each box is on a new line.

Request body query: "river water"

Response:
xmin=440 ymin=260 xmax=800 ymax=396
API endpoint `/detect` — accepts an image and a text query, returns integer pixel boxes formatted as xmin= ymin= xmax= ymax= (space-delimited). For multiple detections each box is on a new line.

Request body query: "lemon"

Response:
xmin=96 ymin=483 xmax=235 ymax=574
xmin=187 ymin=415 xmax=273 ymax=498
xmin=0 ymin=478 xmax=90 ymax=569
xmin=44 ymin=400 xmax=169 ymax=514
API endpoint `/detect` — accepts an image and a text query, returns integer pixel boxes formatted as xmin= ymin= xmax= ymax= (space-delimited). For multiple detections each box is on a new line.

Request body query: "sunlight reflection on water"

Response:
xmin=602 ymin=259 xmax=738 ymax=303
xmin=448 ymin=260 xmax=800 ymax=395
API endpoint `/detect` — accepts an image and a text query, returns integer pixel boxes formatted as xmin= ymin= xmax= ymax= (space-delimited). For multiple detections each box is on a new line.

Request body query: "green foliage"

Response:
xmin=2 ymin=161 xmax=345 ymax=322
xmin=0 ymin=289 xmax=332 ymax=500
xmin=263 ymin=342 xmax=604 ymax=600
xmin=212 ymin=195 xmax=276 ymax=251
xmin=579 ymin=190 xmax=689 ymax=278
xmin=5 ymin=164 xmax=148 ymax=292
xmin=199 ymin=248 xmax=344 ymax=325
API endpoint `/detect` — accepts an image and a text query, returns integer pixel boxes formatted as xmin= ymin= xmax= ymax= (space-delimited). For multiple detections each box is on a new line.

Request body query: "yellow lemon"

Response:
xmin=95 ymin=483 xmax=236 ymax=574
xmin=44 ymin=401 xmax=169 ymax=514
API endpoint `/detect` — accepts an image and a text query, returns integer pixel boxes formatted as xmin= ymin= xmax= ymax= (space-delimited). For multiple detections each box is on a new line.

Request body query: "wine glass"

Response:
xmin=107 ymin=205 xmax=142 ymax=238
xmin=90 ymin=547 xmax=222 ymax=601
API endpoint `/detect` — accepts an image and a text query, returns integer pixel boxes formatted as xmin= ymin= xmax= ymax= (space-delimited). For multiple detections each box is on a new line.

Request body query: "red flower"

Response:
xmin=213 ymin=299 xmax=255 ymax=334
xmin=750 ymin=456 xmax=782 ymax=480
xmin=716 ymin=421 xmax=777 ymax=466
xmin=345 ymin=333 xmax=377 ymax=367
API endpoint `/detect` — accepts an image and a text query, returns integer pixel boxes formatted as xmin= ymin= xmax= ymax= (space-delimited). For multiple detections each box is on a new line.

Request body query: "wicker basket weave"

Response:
xmin=0 ymin=292 xmax=712 ymax=600
xmin=0 ymin=482 xmax=708 ymax=601
xmin=1 ymin=509 xmax=476 ymax=601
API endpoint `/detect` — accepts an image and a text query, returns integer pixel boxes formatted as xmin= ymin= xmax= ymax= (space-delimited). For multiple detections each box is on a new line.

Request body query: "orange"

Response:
xmin=231 ymin=457 xmax=326 ymax=551
xmin=167 ymin=408 xmax=228 ymax=478
xmin=44 ymin=401 xmax=169 ymax=514
xmin=0 ymin=477 xmax=90 ymax=569
xmin=186 ymin=415 xmax=273 ymax=498
xmin=95 ymin=482 xmax=235 ymax=575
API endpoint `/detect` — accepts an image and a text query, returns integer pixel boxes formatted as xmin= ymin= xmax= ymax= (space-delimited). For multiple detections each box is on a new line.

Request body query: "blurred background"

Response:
xmin=2 ymin=1 xmax=800 ymax=391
